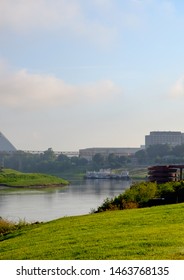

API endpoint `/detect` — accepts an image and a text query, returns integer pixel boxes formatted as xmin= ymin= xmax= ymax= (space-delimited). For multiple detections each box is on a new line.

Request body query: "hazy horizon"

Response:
xmin=1 ymin=0 xmax=184 ymax=151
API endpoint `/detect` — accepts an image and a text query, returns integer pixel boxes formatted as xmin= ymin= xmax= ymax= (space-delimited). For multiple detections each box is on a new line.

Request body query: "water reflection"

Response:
xmin=0 ymin=179 xmax=131 ymax=222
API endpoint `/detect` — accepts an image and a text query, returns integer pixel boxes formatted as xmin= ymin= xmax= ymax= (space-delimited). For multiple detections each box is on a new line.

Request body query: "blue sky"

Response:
xmin=1 ymin=0 xmax=184 ymax=151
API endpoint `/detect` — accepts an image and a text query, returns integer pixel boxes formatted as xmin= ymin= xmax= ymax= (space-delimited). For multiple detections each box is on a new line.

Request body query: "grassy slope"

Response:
xmin=0 ymin=169 xmax=69 ymax=187
xmin=128 ymin=167 xmax=148 ymax=180
xmin=1 ymin=203 xmax=184 ymax=260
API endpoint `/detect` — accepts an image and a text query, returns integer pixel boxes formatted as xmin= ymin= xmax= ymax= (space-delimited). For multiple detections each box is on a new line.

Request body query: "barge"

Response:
xmin=84 ymin=169 xmax=130 ymax=180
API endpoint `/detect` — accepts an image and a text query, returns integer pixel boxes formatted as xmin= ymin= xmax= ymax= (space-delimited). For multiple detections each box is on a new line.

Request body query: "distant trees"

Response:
xmin=135 ymin=144 xmax=184 ymax=165
xmin=1 ymin=149 xmax=85 ymax=174
xmin=2 ymin=143 xmax=184 ymax=176
xmin=1 ymin=149 xmax=131 ymax=175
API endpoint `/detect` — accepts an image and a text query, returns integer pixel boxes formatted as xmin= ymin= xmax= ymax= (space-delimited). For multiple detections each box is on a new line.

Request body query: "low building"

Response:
xmin=79 ymin=147 xmax=142 ymax=161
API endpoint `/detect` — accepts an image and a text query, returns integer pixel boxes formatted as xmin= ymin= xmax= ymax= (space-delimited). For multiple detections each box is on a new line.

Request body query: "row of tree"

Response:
xmin=0 ymin=148 xmax=131 ymax=175
xmin=135 ymin=143 xmax=184 ymax=164
xmin=0 ymin=148 xmax=87 ymax=175
xmin=2 ymin=143 xmax=184 ymax=175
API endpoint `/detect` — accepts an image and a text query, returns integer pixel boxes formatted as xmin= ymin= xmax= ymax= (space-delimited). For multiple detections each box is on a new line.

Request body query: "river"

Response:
xmin=0 ymin=179 xmax=131 ymax=222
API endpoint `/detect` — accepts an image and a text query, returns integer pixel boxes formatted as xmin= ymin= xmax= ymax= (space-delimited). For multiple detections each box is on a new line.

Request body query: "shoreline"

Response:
xmin=0 ymin=183 xmax=68 ymax=189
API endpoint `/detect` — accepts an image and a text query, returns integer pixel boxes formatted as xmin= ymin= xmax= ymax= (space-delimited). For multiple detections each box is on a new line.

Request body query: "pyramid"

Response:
xmin=0 ymin=132 xmax=16 ymax=152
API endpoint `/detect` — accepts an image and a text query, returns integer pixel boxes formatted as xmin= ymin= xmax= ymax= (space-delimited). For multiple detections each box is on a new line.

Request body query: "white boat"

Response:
xmin=84 ymin=169 xmax=130 ymax=180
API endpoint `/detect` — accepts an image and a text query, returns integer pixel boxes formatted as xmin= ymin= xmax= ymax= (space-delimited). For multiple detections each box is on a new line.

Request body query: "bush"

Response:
xmin=0 ymin=218 xmax=16 ymax=235
xmin=0 ymin=217 xmax=29 ymax=238
xmin=97 ymin=198 xmax=118 ymax=212
xmin=95 ymin=180 xmax=184 ymax=213
xmin=96 ymin=182 xmax=157 ymax=212
xmin=122 ymin=182 xmax=157 ymax=207
xmin=121 ymin=200 xmax=139 ymax=209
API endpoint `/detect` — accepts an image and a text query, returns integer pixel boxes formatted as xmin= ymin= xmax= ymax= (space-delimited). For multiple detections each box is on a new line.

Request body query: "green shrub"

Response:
xmin=156 ymin=181 xmax=184 ymax=204
xmin=96 ymin=182 xmax=157 ymax=212
xmin=122 ymin=182 xmax=157 ymax=207
xmin=157 ymin=182 xmax=175 ymax=197
xmin=96 ymin=180 xmax=184 ymax=213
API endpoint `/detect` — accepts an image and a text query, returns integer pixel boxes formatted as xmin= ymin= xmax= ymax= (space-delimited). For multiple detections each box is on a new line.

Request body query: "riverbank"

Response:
xmin=1 ymin=202 xmax=184 ymax=259
xmin=0 ymin=169 xmax=69 ymax=188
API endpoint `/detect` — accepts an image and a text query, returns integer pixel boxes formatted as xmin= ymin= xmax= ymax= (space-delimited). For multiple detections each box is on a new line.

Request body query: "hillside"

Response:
xmin=0 ymin=168 xmax=69 ymax=187
xmin=1 ymin=203 xmax=184 ymax=259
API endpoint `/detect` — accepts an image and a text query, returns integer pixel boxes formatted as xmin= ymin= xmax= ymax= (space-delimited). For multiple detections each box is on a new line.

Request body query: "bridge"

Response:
xmin=23 ymin=150 xmax=79 ymax=157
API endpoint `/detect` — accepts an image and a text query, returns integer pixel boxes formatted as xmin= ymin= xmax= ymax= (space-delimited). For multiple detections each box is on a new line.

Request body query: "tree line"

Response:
xmin=135 ymin=143 xmax=184 ymax=164
xmin=0 ymin=148 xmax=130 ymax=175
xmin=1 ymin=143 xmax=184 ymax=175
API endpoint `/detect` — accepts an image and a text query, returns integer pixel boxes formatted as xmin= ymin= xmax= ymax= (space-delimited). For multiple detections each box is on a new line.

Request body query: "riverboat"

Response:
xmin=84 ymin=169 xmax=130 ymax=180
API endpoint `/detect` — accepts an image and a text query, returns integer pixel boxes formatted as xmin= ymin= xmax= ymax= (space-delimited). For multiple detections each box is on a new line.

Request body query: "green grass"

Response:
xmin=0 ymin=169 xmax=69 ymax=187
xmin=129 ymin=167 xmax=148 ymax=180
xmin=1 ymin=203 xmax=184 ymax=259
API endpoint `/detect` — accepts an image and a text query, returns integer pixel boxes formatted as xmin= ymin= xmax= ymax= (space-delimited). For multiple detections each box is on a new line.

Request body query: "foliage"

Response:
xmin=0 ymin=218 xmax=16 ymax=235
xmin=0 ymin=149 xmax=131 ymax=176
xmin=1 ymin=150 xmax=89 ymax=175
xmin=125 ymin=182 xmax=157 ymax=204
xmin=97 ymin=182 xmax=157 ymax=212
xmin=135 ymin=143 xmax=184 ymax=164
xmin=3 ymin=143 xmax=184 ymax=175
xmin=96 ymin=181 xmax=184 ymax=212
xmin=156 ymin=181 xmax=184 ymax=204
xmin=0 ymin=217 xmax=30 ymax=239
xmin=1 ymin=203 xmax=184 ymax=259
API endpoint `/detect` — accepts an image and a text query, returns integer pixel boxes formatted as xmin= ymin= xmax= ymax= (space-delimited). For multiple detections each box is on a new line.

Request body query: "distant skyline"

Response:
xmin=1 ymin=0 xmax=184 ymax=151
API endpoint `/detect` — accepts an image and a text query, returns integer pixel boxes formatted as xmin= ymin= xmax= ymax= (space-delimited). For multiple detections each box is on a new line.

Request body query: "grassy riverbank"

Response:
xmin=0 ymin=169 xmax=69 ymax=187
xmin=128 ymin=167 xmax=148 ymax=180
xmin=1 ymin=203 xmax=184 ymax=259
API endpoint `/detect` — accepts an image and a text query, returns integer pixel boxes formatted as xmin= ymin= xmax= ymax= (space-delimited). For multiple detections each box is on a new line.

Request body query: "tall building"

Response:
xmin=0 ymin=132 xmax=16 ymax=152
xmin=145 ymin=131 xmax=184 ymax=148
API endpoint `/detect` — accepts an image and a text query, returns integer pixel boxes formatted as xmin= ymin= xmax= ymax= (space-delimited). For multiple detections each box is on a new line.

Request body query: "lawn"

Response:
xmin=1 ymin=203 xmax=184 ymax=259
xmin=0 ymin=169 xmax=69 ymax=187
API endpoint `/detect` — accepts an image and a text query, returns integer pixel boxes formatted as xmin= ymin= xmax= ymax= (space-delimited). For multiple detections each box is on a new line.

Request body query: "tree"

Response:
xmin=146 ymin=144 xmax=171 ymax=162
xmin=92 ymin=153 xmax=105 ymax=169
xmin=135 ymin=149 xmax=147 ymax=164
xmin=107 ymin=153 xmax=121 ymax=168
xmin=41 ymin=148 xmax=56 ymax=161
xmin=172 ymin=144 xmax=184 ymax=157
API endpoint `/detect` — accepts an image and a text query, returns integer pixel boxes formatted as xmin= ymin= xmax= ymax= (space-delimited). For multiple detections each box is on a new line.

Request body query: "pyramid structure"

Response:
xmin=0 ymin=132 xmax=16 ymax=152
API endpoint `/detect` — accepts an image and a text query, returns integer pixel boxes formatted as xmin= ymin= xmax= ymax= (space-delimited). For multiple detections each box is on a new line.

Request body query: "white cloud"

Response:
xmin=0 ymin=0 xmax=116 ymax=46
xmin=170 ymin=76 xmax=184 ymax=98
xmin=0 ymin=0 xmax=80 ymax=31
xmin=0 ymin=64 xmax=122 ymax=109
xmin=92 ymin=0 xmax=114 ymax=11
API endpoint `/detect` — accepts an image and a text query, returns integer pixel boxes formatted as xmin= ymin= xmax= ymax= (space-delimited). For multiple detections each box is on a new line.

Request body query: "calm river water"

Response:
xmin=0 ymin=179 xmax=131 ymax=222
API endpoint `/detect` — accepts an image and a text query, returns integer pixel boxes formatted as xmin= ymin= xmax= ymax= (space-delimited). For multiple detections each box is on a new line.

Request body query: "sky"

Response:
xmin=1 ymin=0 xmax=184 ymax=151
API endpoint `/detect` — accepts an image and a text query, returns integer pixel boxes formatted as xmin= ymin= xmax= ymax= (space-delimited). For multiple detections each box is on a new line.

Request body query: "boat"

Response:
xmin=84 ymin=169 xmax=130 ymax=180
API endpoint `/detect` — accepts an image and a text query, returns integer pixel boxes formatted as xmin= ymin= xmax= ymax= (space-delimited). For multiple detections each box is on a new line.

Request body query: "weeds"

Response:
xmin=0 ymin=218 xmax=16 ymax=235
xmin=0 ymin=217 xmax=30 ymax=239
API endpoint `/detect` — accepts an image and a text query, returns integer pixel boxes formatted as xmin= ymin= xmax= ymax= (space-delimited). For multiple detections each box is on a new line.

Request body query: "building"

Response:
xmin=0 ymin=132 xmax=16 ymax=152
xmin=79 ymin=147 xmax=141 ymax=161
xmin=148 ymin=164 xmax=184 ymax=183
xmin=145 ymin=131 xmax=184 ymax=148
